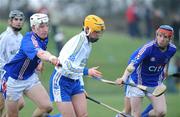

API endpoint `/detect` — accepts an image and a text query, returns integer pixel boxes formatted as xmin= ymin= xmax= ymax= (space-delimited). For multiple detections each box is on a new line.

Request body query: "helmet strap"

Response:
xmin=11 ymin=24 xmax=22 ymax=32
xmin=85 ymin=27 xmax=91 ymax=36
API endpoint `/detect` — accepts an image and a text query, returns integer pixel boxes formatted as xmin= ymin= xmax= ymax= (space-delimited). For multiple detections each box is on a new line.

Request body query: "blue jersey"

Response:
xmin=130 ymin=40 xmax=176 ymax=87
xmin=3 ymin=32 xmax=48 ymax=80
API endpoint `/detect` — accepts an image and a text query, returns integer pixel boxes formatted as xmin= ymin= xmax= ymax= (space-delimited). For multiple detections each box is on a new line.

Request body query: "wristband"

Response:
xmin=83 ymin=67 xmax=89 ymax=76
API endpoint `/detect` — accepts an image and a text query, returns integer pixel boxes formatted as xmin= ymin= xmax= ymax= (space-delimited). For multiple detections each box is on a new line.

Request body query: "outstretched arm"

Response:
xmin=37 ymin=49 xmax=60 ymax=66
xmin=116 ymin=63 xmax=135 ymax=85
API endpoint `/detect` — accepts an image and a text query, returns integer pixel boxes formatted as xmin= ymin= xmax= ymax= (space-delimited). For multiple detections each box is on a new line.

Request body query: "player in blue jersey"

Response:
xmin=2 ymin=13 xmax=60 ymax=117
xmin=121 ymin=49 xmax=140 ymax=116
xmin=116 ymin=49 xmax=153 ymax=117
xmin=49 ymin=15 xmax=105 ymax=117
xmin=116 ymin=25 xmax=176 ymax=117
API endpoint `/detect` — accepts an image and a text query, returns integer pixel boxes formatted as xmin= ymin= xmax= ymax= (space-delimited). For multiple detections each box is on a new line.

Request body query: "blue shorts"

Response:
xmin=49 ymin=69 xmax=84 ymax=102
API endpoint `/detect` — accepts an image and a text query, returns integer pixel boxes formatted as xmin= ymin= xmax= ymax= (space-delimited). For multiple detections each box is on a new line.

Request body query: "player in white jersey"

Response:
xmin=0 ymin=10 xmax=25 ymax=117
xmin=116 ymin=25 xmax=176 ymax=117
xmin=49 ymin=15 xmax=105 ymax=117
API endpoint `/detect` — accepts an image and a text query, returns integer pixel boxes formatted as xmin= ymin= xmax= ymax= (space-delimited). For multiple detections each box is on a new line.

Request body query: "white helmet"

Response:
xmin=9 ymin=10 xmax=24 ymax=20
xmin=30 ymin=13 xmax=49 ymax=27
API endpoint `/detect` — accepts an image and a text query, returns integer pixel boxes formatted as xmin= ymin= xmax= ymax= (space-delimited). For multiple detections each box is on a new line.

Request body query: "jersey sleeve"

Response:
xmin=21 ymin=35 xmax=41 ymax=60
xmin=130 ymin=45 xmax=151 ymax=68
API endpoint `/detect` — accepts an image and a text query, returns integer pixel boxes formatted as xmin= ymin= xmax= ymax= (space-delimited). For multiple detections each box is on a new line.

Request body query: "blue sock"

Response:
xmin=141 ymin=104 xmax=153 ymax=117
xmin=47 ymin=113 xmax=62 ymax=117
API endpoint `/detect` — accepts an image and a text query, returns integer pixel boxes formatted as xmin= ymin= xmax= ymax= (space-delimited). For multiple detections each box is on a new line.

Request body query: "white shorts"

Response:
xmin=126 ymin=78 xmax=152 ymax=97
xmin=6 ymin=73 xmax=40 ymax=101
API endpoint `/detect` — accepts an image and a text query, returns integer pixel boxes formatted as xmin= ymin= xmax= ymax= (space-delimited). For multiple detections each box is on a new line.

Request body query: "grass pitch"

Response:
xmin=0 ymin=22 xmax=179 ymax=117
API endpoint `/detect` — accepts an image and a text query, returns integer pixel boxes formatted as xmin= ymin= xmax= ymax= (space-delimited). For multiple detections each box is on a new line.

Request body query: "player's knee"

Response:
xmin=18 ymin=103 xmax=25 ymax=110
xmin=155 ymin=109 xmax=166 ymax=117
xmin=7 ymin=113 xmax=18 ymax=117
xmin=43 ymin=104 xmax=53 ymax=113
xmin=0 ymin=95 xmax=5 ymax=110
xmin=0 ymin=102 xmax=5 ymax=110
xmin=47 ymin=105 xmax=53 ymax=113
xmin=157 ymin=111 xmax=166 ymax=117
xmin=18 ymin=100 xmax=25 ymax=110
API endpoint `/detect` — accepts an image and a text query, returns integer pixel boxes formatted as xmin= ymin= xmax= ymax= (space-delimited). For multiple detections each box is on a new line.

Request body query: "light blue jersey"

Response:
xmin=3 ymin=32 xmax=48 ymax=80
xmin=130 ymin=40 xmax=176 ymax=87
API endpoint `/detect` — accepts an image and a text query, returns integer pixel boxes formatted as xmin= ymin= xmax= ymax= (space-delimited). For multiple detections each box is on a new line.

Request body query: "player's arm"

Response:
xmin=115 ymin=62 xmax=135 ymax=85
xmin=0 ymin=35 xmax=8 ymax=67
xmin=37 ymin=49 xmax=60 ymax=66
xmin=36 ymin=61 xmax=44 ymax=73
xmin=116 ymin=45 xmax=150 ymax=85
xmin=122 ymin=62 xmax=135 ymax=81
xmin=84 ymin=66 xmax=102 ymax=78
xmin=163 ymin=63 xmax=169 ymax=80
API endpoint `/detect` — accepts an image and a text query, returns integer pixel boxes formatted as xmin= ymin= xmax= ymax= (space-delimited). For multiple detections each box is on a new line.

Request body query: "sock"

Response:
xmin=47 ymin=113 xmax=62 ymax=117
xmin=141 ymin=104 xmax=153 ymax=117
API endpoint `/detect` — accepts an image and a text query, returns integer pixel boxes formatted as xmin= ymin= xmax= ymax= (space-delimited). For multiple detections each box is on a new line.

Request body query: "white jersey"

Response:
xmin=56 ymin=31 xmax=92 ymax=84
xmin=0 ymin=27 xmax=23 ymax=76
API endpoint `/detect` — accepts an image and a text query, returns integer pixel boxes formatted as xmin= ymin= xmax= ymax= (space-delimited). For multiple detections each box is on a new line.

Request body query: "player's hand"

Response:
xmin=164 ymin=72 xmax=168 ymax=80
xmin=49 ymin=56 xmax=60 ymax=66
xmin=36 ymin=62 xmax=44 ymax=72
xmin=115 ymin=78 xmax=124 ymax=86
xmin=88 ymin=66 xmax=102 ymax=78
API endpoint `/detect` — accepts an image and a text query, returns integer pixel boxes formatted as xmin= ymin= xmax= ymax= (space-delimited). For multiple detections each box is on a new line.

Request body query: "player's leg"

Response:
xmin=115 ymin=96 xmax=131 ymax=117
xmin=0 ymin=92 xmax=5 ymax=117
xmin=24 ymin=73 xmax=53 ymax=117
xmin=148 ymin=94 xmax=166 ymax=117
xmin=49 ymin=70 xmax=77 ymax=117
xmin=0 ymin=92 xmax=5 ymax=116
xmin=53 ymin=78 xmax=76 ymax=117
xmin=71 ymin=78 xmax=88 ymax=117
xmin=123 ymin=78 xmax=132 ymax=115
xmin=56 ymin=101 xmax=76 ymax=117
xmin=126 ymin=78 xmax=144 ymax=117
xmin=17 ymin=96 xmax=25 ymax=111
xmin=115 ymin=79 xmax=131 ymax=117
xmin=130 ymin=97 xmax=142 ymax=117
xmin=5 ymin=100 xmax=19 ymax=117
xmin=72 ymin=93 xmax=88 ymax=117
xmin=0 ymin=73 xmax=5 ymax=117
xmin=2 ymin=96 xmax=25 ymax=117
xmin=123 ymin=97 xmax=131 ymax=114
xmin=25 ymin=83 xmax=53 ymax=117
xmin=5 ymin=77 xmax=24 ymax=117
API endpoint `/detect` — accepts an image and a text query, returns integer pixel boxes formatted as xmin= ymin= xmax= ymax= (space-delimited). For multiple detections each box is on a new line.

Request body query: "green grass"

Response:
xmin=1 ymin=21 xmax=180 ymax=117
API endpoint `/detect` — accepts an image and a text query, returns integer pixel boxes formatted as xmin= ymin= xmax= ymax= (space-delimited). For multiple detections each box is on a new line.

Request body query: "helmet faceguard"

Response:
xmin=30 ymin=13 xmax=49 ymax=27
xmin=84 ymin=15 xmax=105 ymax=35
xmin=9 ymin=10 xmax=24 ymax=20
